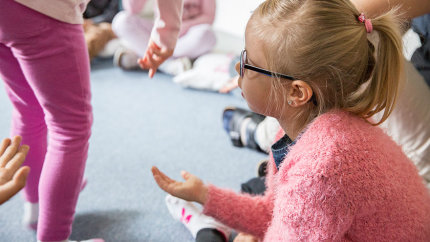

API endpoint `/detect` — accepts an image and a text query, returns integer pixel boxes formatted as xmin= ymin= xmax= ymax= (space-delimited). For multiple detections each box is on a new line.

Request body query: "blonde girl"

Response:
xmin=152 ymin=0 xmax=430 ymax=240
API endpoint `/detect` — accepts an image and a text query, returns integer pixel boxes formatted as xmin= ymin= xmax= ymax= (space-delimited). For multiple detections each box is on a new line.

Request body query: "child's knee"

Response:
xmin=112 ymin=11 xmax=133 ymax=36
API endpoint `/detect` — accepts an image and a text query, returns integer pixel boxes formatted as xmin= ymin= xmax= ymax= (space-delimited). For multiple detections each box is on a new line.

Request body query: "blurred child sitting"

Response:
xmin=112 ymin=0 xmax=216 ymax=75
xmin=83 ymin=0 xmax=120 ymax=60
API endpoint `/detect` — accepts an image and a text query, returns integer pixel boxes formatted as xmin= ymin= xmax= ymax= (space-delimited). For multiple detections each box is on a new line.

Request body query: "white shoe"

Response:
xmin=113 ymin=48 xmax=139 ymax=70
xmin=158 ymin=57 xmax=192 ymax=76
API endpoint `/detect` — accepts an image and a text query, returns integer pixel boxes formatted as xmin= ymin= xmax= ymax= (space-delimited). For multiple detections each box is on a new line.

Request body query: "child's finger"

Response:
xmin=151 ymin=47 xmax=162 ymax=56
xmin=153 ymin=173 xmax=171 ymax=192
xmin=142 ymin=53 xmax=155 ymax=70
xmin=0 ymin=136 xmax=22 ymax=168
xmin=180 ymin=170 xmax=191 ymax=180
xmin=149 ymin=41 xmax=161 ymax=52
xmin=138 ymin=58 xmax=149 ymax=69
xmin=5 ymin=145 xmax=29 ymax=172
xmin=152 ymin=167 xmax=182 ymax=194
xmin=151 ymin=47 xmax=170 ymax=60
xmin=0 ymin=138 xmax=11 ymax=157
xmin=152 ymin=167 xmax=175 ymax=184
xmin=149 ymin=68 xmax=156 ymax=78
xmin=147 ymin=53 xmax=156 ymax=68
xmin=13 ymin=166 xmax=30 ymax=188
xmin=152 ymin=167 xmax=170 ymax=187
xmin=152 ymin=54 xmax=163 ymax=64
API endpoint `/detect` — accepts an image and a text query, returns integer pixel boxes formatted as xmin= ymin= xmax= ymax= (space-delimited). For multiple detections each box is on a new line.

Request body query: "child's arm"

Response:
xmin=151 ymin=166 xmax=273 ymax=239
xmin=272 ymin=170 xmax=355 ymax=241
xmin=203 ymin=184 xmax=274 ymax=239
xmin=179 ymin=0 xmax=216 ymax=36
xmin=0 ymin=136 xmax=30 ymax=205
xmin=137 ymin=0 xmax=184 ymax=77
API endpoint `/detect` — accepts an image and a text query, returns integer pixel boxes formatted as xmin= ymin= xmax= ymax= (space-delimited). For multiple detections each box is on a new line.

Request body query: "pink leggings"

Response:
xmin=0 ymin=1 xmax=92 ymax=241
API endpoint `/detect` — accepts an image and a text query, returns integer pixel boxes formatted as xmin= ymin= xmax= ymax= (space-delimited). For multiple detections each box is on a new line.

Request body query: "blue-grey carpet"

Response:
xmin=0 ymin=58 xmax=266 ymax=242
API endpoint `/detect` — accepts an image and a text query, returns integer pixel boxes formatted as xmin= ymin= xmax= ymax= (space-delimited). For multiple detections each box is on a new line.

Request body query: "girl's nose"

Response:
xmin=235 ymin=62 xmax=242 ymax=89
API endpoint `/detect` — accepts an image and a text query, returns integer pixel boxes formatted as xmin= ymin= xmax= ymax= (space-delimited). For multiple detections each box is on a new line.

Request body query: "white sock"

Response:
xmin=23 ymin=202 xmax=38 ymax=230
xmin=38 ymin=238 xmax=104 ymax=242
xmin=24 ymin=179 xmax=87 ymax=230
xmin=165 ymin=195 xmax=231 ymax=239
xmin=240 ymin=117 xmax=252 ymax=146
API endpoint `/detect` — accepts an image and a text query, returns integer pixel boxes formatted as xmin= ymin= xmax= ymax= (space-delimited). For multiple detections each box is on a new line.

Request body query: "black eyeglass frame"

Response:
xmin=240 ymin=49 xmax=296 ymax=80
xmin=239 ymin=49 xmax=318 ymax=106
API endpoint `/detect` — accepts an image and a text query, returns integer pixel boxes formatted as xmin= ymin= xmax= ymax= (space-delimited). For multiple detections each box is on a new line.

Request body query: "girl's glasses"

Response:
xmin=240 ymin=49 xmax=318 ymax=105
xmin=240 ymin=49 xmax=296 ymax=80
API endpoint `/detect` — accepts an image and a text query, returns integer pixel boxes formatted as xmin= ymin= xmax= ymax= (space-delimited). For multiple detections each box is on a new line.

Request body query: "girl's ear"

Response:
xmin=288 ymin=80 xmax=313 ymax=107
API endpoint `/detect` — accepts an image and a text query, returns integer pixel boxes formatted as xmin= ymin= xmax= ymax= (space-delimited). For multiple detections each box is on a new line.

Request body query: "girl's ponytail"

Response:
xmin=346 ymin=10 xmax=404 ymax=125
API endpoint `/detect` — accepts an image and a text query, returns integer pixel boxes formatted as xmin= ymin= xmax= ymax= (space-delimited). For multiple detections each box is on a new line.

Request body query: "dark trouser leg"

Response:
xmin=196 ymin=228 xmax=226 ymax=242
xmin=411 ymin=14 xmax=430 ymax=87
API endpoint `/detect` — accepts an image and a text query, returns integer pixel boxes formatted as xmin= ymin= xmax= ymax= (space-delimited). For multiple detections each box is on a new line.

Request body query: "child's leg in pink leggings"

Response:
xmin=0 ymin=1 xmax=92 ymax=241
xmin=0 ymin=44 xmax=47 ymax=204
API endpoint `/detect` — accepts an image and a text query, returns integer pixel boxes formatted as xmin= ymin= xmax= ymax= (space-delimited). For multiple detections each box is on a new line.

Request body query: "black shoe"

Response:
xmin=257 ymin=159 xmax=268 ymax=177
xmin=222 ymin=107 xmax=266 ymax=152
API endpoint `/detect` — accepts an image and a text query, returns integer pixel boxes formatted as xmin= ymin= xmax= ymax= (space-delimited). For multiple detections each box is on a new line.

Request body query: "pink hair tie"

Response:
xmin=358 ymin=13 xmax=373 ymax=33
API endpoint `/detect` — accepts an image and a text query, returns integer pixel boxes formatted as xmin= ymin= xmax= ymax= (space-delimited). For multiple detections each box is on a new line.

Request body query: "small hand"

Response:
xmin=138 ymin=40 xmax=174 ymax=78
xmin=233 ymin=233 xmax=259 ymax=242
xmin=0 ymin=136 xmax=30 ymax=205
xmin=151 ymin=166 xmax=208 ymax=204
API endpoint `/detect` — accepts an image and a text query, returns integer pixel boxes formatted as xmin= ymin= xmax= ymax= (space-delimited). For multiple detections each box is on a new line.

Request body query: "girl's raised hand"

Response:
xmin=0 ymin=136 xmax=30 ymax=205
xmin=151 ymin=166 xmax=208 ymax=204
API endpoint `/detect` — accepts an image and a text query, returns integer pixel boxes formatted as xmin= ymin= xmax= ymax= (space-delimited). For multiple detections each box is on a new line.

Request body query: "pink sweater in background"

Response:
xmin=204 ymin=110 xmax=430 ymax=241
xmin=179 ymin=0 xmax=215 ymax=36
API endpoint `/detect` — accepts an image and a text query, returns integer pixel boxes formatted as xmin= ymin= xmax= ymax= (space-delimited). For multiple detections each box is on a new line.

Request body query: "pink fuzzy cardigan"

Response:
xmin=203 ymin=110 xmax=430 ymax=241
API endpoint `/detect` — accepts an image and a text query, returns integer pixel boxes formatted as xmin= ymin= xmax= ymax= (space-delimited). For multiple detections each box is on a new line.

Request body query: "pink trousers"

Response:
xmin=0 ymin=1 xmax=92 ymax=241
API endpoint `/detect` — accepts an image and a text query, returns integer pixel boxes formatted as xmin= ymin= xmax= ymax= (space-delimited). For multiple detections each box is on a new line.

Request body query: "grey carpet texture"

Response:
xmin=0 ymin=58 xmax=266 ymax=242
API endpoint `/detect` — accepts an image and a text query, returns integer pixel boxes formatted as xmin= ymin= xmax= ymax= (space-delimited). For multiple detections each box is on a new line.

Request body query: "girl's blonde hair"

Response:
xmin=249 ymin=0 xmax=404 ymax=132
